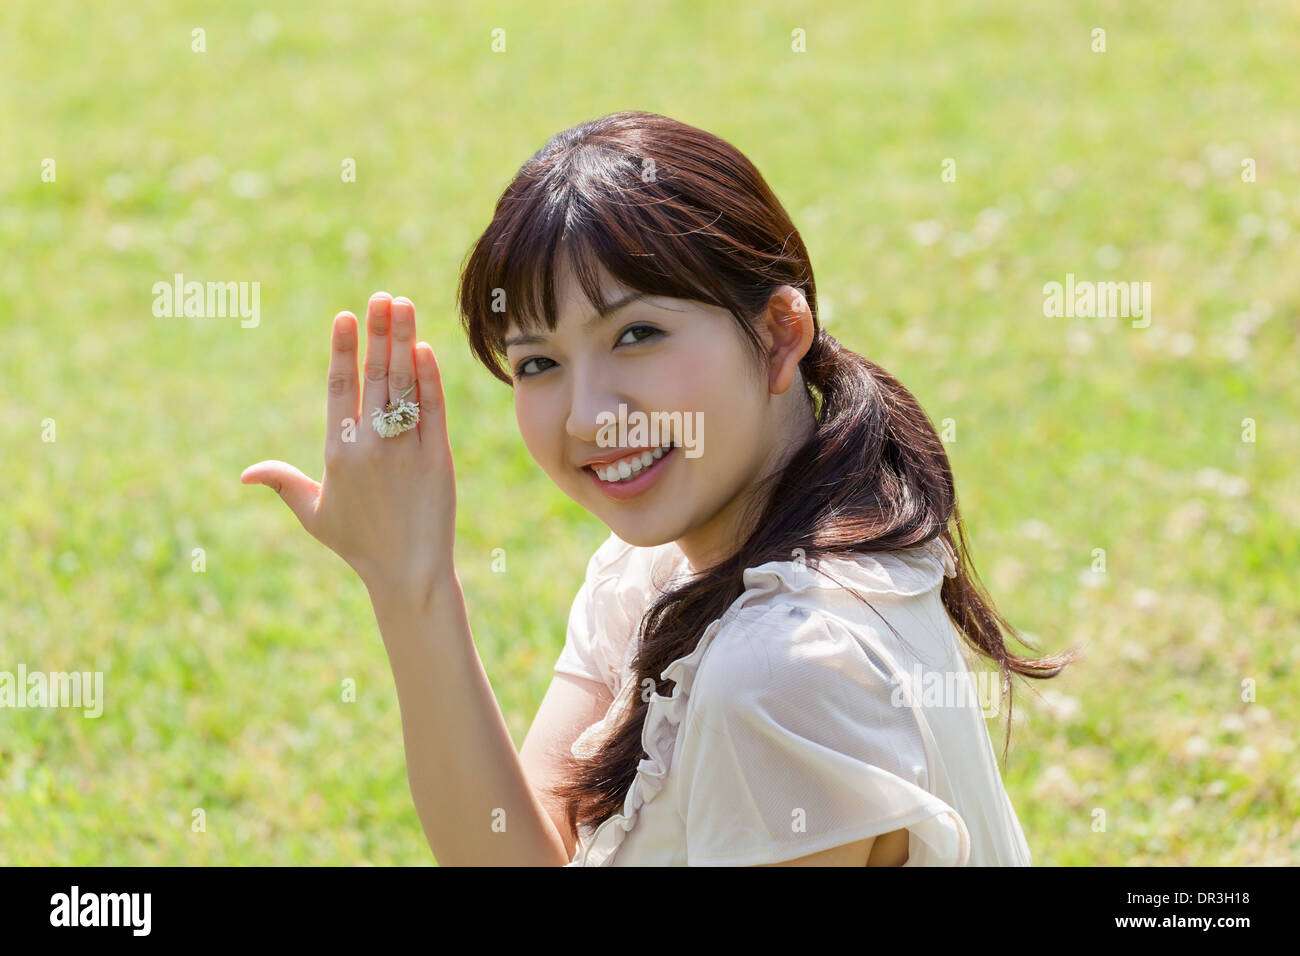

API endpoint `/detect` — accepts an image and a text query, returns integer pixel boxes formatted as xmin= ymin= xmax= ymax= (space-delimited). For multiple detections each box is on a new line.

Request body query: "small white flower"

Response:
xmin=370 ymin=385 xmax=420 ymax=437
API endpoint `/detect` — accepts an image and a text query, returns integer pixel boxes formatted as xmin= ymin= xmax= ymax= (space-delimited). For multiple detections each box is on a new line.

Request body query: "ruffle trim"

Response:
xmin=565 ymin=536 xmax=956 ymax=866
xmin=565 ymin=608 xmax=734 ymax=866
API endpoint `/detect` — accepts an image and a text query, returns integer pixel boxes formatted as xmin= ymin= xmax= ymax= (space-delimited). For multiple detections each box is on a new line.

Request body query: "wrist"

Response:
xmin=365 ymin=566 xmax=461 ymax=618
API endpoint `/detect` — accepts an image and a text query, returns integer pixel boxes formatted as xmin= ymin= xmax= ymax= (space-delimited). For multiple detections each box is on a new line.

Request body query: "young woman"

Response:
xmin=242 ymin=110 xmax=1077 ymax=866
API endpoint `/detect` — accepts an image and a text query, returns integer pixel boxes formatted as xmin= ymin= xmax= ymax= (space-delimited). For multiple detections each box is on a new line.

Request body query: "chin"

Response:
xmin=600 ymin=516 xmax=684 ymax=550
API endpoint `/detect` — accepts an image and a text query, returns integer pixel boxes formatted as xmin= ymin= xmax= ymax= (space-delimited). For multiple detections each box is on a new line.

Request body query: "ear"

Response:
xmin=758 ymin=286 xmax=815 ymax=394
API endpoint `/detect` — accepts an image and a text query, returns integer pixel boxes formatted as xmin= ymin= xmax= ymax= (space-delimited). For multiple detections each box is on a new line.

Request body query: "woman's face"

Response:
xmin=504 ymin=254 xmax=814 ymax=570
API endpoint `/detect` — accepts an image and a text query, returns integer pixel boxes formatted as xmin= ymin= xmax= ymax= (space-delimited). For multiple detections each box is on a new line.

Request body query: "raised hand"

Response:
xmin=241 ymin=292 xmax=457 ymax=607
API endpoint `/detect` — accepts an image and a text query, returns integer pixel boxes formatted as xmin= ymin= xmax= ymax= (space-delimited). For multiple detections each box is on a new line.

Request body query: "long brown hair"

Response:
xmin=457 ymin=110 xmax=1079 ymax=839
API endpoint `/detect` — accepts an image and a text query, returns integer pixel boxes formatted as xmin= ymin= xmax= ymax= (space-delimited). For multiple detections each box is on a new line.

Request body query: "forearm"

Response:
xmin=367 ymin=572 xmax=570 ymax=866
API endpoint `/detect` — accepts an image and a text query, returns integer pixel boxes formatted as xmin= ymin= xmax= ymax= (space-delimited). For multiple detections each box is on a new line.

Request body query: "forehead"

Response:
xmin=504 ymin=254 xmax=646 ymax=340
xmin=556 ymin=253 xmax=626 ymax=311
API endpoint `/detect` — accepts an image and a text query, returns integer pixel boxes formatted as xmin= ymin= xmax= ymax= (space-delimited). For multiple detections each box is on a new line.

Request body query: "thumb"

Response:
xmin=240 ymin=460 xmax=321 ymax=529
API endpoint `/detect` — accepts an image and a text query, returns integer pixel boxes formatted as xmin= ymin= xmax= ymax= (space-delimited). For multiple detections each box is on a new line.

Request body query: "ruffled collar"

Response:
xmin=565 ymin=537 xmax=956 ymax=866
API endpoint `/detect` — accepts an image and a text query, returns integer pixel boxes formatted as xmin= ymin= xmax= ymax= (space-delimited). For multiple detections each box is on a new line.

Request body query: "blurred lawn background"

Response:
xmin=1 ymin=0 xmax=1296 ymax=865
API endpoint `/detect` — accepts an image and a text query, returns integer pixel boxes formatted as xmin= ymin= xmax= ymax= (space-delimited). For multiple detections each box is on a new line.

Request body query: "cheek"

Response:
xmin=656 ymin=349 xmax=765 ymax=469
xmin=514 ymin=396 xmax=563 ymax=471
xmin=653 ymin=342 xmax=733 ymax=408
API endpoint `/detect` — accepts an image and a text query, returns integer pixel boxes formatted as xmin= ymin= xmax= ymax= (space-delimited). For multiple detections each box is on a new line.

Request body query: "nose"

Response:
xmin=565 ymin=367 xmax=628 ymax=447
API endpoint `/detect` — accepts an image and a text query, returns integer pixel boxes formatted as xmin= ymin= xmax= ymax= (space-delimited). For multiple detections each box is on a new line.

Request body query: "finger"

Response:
xmin=326 ymin=311 xmax=360 ymax=454
xmin=240 ymin=460 xmax=321 ymax=531
xmin=388 ymin=296 xmax=418 ymax=426
xmin=414 ymin=341 xmax=450 ymax=455
xmin=361 ymin=292 xmax=393 ymax=439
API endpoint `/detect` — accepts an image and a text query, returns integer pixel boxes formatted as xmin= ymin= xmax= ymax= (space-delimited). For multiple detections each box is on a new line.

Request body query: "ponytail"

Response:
xmin=804 ymin=330 xmax=1077 ymax=759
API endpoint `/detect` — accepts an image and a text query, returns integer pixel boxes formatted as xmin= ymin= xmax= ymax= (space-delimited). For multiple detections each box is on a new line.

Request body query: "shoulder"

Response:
xmin=675 ymin=598 xmax=946 ymax=853
xmin=685 ymin=541 xmax=958 ymax=727
xmin=688 ymin=603 xmax=870 ymax=726
xmin=566 ymin=531 xmax=687 ymax=688
xmin=582 ymin=530 xmax=686 ymax=594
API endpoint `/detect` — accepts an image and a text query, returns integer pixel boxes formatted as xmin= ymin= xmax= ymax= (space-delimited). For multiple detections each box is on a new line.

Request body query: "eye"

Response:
xmin=514 ymin=356 xmax=555 ymax=379
xmin=513 ymin=325 xmax=662 ymax=380
xmin=617 ymin=324 xmax=663 ymax=346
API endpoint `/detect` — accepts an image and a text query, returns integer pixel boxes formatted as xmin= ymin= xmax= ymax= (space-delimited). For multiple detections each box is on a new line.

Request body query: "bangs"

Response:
xmin=458 ymin=140 xmax=772 ymax=384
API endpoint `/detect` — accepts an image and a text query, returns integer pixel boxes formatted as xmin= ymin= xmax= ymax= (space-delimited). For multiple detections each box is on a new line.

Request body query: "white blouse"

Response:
xmin=553 ymin=531 xmax=1033 ymax=866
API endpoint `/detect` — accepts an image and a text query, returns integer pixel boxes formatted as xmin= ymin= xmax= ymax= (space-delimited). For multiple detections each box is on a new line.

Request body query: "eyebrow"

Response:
xmin=504 ymin=291 xmax=649 ymax=348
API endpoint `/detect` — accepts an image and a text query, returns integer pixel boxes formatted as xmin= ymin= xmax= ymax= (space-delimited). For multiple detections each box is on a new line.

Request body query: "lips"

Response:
xmin=584 ymin=445 xmax=676 ymax=501
xmin=587 ymin=444 xmax=673 ymax=482
xmin=580 ymin=443 xmax=674 ymax=471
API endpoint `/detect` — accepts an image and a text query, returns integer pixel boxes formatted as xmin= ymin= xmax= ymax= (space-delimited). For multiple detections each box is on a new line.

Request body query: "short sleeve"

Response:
xmin=552 ymin=531 xmax=686 ymax=696
xmin=676 ymin=603 xmax=970 ymax=866
xmin=552 ymin=532 xmax=630 ymax=692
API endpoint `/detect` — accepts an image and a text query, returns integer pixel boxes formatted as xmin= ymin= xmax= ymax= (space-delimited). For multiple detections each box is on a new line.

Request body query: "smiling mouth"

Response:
xmin=582 ymin=443 xmax=679 ymax=500
xmin=586 ymin=443 xmax=678 ymax=483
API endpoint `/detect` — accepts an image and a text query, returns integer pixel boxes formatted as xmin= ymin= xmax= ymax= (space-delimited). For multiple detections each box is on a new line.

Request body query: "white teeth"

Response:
xmin=594 ymin=446 xmax=674 ymax=483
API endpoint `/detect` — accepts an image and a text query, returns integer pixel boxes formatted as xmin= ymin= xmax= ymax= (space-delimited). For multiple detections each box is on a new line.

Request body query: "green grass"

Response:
xmin=1 ymin=0 xmax=1297 ymax=864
